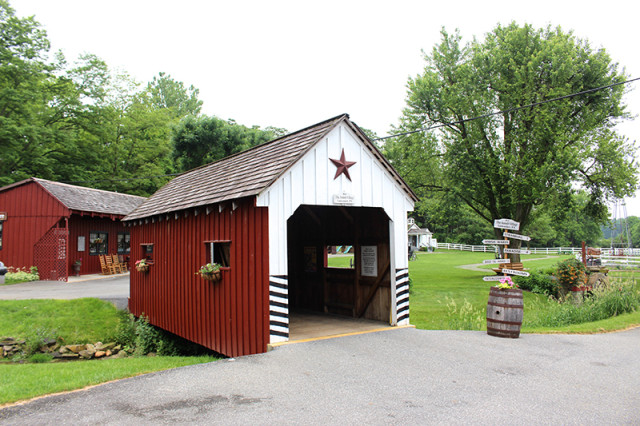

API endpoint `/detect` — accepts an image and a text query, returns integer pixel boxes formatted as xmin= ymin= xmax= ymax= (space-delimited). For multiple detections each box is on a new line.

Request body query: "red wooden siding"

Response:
xmin=128 ymin=197 xmax=270 ymax=358
xmin=0 ymin=182 xmax=68 ymax=269
xmin=67 ymin=216 xmax=131 ymax=275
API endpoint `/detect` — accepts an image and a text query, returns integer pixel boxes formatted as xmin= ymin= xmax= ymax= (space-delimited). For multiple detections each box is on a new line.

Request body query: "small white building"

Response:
xmin=408 ymin=218 xmax=435 ymax=250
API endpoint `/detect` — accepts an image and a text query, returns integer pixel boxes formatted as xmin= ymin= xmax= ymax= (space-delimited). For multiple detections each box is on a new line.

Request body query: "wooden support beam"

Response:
xmin=357 ymin=259 xmax=390 ymax=318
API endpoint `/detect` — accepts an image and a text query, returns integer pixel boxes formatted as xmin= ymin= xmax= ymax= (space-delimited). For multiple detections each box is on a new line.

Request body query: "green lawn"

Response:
xmin=409 ymin=250 xmax=640 ymax=333
xmin=0 ymin=356 xmax=215 ymax=406
xmin=0 ymin=298 xmax=218 ymax=406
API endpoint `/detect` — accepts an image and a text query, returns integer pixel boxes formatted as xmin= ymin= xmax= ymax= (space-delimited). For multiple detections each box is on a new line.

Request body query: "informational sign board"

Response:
xmin=482 ymin=239 xmax=510 ymax=245
xmin=361 ymin=245 xmax=378 ymax=277
xmin=504 ymin=248 xmax=531 ymax=255
xmin=494 ymin=219 xmax=520 ymax=230
xmin=482 ymin=259 xmax=511 ymax=264
xmin=500 ymin=269 xmax=530 ymax=277
xmin=503 ymin=232 xmax=531 ymax=241
xmin=333 ymin=192 xmax=355 ymax=205
xmin=77 ymin=236 xmax=85 ymax=252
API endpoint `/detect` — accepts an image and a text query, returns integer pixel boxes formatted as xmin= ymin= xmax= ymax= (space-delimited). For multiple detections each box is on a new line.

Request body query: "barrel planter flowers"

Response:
xmin=196 ymin=263 xmax=222 ymax=282
xmin=487 ymin=276 xmax=523 ymax=338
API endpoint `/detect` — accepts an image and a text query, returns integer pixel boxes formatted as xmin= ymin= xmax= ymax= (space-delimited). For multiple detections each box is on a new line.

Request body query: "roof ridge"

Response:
xmin=171 ymin=113 xmax=350 ymax=178
xmin=33 ymin=177 xmax=146 ymax=199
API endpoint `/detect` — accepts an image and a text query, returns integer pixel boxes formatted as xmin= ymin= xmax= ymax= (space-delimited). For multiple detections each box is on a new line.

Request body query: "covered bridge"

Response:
xmin=125 ymin=114 xmax=418 ymax=357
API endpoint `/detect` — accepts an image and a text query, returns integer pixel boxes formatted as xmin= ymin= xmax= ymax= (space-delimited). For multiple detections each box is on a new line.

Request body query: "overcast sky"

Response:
xmin=9 ymin=0 xmax=640 ymax=218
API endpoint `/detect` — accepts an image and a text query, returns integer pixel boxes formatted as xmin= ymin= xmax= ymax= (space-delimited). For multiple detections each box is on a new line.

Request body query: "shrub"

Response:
xmin=23 ymin=327 xmax=58 ymax=357
xmin=5 ymin=266 xmax=39 ymax=284
xmin=442 ymin=297 xmax=484 ymax=330
xmin=119 ymin=314 xmax=217 ymax=357
xmin=29 ymin=353 xmax=54 ymax=363
xmin=134 ymin=315 xmax=163 ymax=355
xmin=525 ymin=280 xmax=640 ymax=327
xmin=115 ymin=311 xmax=137 ymax=349
xmin=555 ymin=258 xmax=588 ymax=296
xmin=515 ymin=270 xmax=557 ymax=296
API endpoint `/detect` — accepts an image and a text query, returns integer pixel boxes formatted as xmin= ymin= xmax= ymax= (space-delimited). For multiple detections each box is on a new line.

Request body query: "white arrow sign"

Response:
xmin=504 ymin=248 xmax=532 ymax=255
xmin=501 ymin=269 xmax=530 ymax=277
xmin=482 ymin=259 xmax=512 ymax=264
xmin=483 ymin=276 xmax=505 ymax=282
xmin=503 ymin=232 xmax=531 ymax=241
xmin=494 ymin=219 xmax=520 ymax=230
xmin=482 ymin=239 xmax=510 ymax=245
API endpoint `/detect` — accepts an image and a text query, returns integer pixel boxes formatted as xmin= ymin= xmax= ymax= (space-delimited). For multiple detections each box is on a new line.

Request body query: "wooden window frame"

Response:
xmin=204 ymin=240 xmax=231 ymax=269
xmin=140 ymin=243 xmax=154 ymax=264
xmin=117 ymin=232 xmax=131 ymax=254
xmin=89 ymin=231 xmax=108 ymax=255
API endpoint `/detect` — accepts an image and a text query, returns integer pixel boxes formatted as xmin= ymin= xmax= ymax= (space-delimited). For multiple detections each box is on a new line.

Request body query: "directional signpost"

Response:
xmin=500 ymin=268 xmax=530 ymax=277
xmin=482 ymin=259 xmax=511 ymax=264
xmin=482 ymin=218 xmax=533 ymax=280
xmin=494 ymin=218 xmax=519 ymax=231
xmin=503 ymin=232 xmax=531 ymax=241
xmin=482 ymin=239 xmax=510 ymax=245
xmin=504 ymin=248 xmax=531 ymax=255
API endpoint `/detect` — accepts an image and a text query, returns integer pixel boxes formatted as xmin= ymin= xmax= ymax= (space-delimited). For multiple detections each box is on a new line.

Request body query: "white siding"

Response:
xmin=256 ymin=122 xmax=415 ymax=275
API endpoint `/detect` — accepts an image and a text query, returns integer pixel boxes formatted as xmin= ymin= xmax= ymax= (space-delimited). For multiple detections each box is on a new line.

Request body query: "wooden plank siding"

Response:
xmin=127 ymin=197 xmax=270 ymax=358
xmin=67 ymin=216 xmax=130 ymax=275
xmin=0 ymin=181 xmax=68 ymax=269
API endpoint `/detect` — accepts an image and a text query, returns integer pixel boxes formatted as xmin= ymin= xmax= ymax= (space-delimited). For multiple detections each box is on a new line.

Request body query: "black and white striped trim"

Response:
xmin=396 ymin=268 xmax=410 ymax=324
xmin=269 ymin=275 xmax=289 ymax=342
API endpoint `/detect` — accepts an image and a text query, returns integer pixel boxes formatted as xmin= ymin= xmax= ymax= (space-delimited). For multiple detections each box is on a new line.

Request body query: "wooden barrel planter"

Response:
xmin=486 ymin=287 xmax=523 ymax=338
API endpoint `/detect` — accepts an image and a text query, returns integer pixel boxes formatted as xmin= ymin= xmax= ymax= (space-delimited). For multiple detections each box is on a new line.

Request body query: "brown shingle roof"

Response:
xmin=125 ymin=114 xmax=418 ymax=221
xmin=0 ymin=178 xmax=146 ymax=216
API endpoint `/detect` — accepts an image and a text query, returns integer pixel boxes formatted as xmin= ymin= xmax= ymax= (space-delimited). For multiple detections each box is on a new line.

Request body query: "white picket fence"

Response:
xmin=437 ymin=243 xmax=640 ymax=268
xmin=436 ymin=243 xmax=581 ymax=254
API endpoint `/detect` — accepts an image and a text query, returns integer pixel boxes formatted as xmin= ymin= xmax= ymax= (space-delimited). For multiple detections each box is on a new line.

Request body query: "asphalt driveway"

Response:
xmin=1 ymin=326 xmax=638 ymax=424
xmin=0 ymin=274 xmax=129 ymax=309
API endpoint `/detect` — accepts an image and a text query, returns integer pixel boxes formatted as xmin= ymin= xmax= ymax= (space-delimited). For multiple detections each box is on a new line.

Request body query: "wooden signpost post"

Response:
xmin=484 ymin=218 xmax=532 ymax=338
xmin=481 ymin=218 xmax=531 ymax=279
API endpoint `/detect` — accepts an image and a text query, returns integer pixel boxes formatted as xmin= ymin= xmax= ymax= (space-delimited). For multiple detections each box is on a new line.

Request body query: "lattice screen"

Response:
xmin=34 ymin=227 xmax=69 ymax=282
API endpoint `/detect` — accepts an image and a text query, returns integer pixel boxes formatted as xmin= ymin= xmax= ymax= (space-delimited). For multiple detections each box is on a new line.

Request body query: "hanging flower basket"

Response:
xmin=135 ymin=259 xmax=149 ymax=273
xmin=201 ymin=270 xmax=222 ymax=282
xmin=197 ymin=263 xmax=222 ymax=282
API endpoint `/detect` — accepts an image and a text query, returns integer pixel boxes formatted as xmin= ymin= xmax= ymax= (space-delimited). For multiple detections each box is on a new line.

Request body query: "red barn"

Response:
xmin=125 ymin=114 xmax=418 ymax=357
xmin=0 ymin=178 xmax=145 ymax=280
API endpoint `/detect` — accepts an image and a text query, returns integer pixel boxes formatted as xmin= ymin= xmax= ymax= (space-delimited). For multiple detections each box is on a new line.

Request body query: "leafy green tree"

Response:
xmin=0 ymin=0 xmax=54 ymax=184
xmin=391 ymin=23 xmax=637 ymax=259
xmin=172 ymin=115 xmax=283 ymax=172
xmin=146 ymin=72 xmax=202 ymax=119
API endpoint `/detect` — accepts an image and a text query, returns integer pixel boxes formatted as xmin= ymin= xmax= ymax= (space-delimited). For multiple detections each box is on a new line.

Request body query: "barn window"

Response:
xmin=117 ymin=232 xmax=131 ymax=254
xmin=206 ymin=241 xmax=231 ymax=268
xmin=140 ymin=243 xmax=154 ymax=262
xmin=89 ymin=231 xmax=108 ymax=255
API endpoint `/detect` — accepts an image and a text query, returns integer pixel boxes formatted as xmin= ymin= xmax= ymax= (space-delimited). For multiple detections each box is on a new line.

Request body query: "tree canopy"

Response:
xmin=385 ymin=23 xmax=638 ymax=250
xmin=0 ymin=1 xmax=283 ymax=196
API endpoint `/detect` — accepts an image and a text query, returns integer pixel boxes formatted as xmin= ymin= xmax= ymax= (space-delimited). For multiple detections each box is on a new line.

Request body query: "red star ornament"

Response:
xmin=330 ymin=149 xmax=357 ymax=181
